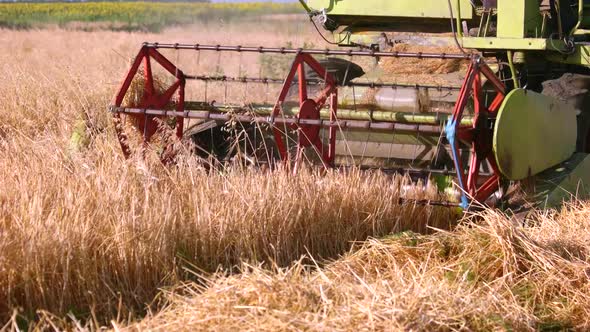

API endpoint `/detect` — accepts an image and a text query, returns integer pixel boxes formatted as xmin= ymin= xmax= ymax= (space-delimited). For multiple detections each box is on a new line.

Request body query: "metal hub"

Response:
xmin=297 ymin=99 xmax=320 ymax=147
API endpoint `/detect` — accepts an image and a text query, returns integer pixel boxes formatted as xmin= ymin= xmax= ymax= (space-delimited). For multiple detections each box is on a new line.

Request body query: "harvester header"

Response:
xmin=109 ymin=0 xmax=590 ymax=211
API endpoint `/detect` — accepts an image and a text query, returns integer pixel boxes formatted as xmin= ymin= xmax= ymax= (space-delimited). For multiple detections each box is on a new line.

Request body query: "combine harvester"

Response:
xmin=109 ymin=0 xmax=590 ymax=210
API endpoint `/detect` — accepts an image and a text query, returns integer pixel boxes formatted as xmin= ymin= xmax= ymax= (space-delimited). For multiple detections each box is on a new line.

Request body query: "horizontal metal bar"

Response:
xmin=185 ymin=75 xmax=284 ymax=84
xmin=111 ymin=101 xmax=474 ymax=126
xmin=113 ymin=101 xmax=473 ymax=126
xmin=184 ymin=74 xmax=462 ymax=91
xmin=352 ymin=165 xmax=467 ymax=177
xmin=397 ymin=197 xmax=463 ymax=208
xmin=344 ymin=81 xmax=461 ymax=90
xmin=180 ymin=102 xmax=473 ymax=126
xmin=143 ymin=42 xmax=473 ymax=60
xmin=110 ymin=106 xmax=446 ymax=133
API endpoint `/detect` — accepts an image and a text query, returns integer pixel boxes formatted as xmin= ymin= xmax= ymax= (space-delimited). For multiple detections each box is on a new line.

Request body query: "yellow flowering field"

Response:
xmin=0 ymin=2 xmax=301 ymax=31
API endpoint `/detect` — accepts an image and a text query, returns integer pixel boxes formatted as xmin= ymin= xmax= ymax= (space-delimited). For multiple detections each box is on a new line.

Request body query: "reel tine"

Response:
xmin=340 ymin=55 xmax=355 ymax=166
xmin=433 ymin=122 xmax=446 ymax=167
xmin=412 ymin=124 xmax=421 ymax=165
xmin=323 ymin=61 xmax=328 ymax=91
xmin=253 ymin=119 xmax=271 ymax=167
xmin=392 ymin=78 xmax=410 ymax=168
xmin=215 ymin=49 xmax=222 ymax=74
xmin=293 ymin=146 xmax=303 ymax=174
xmin=305 ymin=143 xmax=321 ymax=171
xmin=237 ymin=110 xmax=261 ymax=167
xmin=175 ymin=46 xmax=185 ymax=141
xmin=333 ymin=108 xmax=353 ymax=166
xmin=434 ymin=86 xmax=450 ymax=169
xmin=264 ymin=80 xmax=269 ymax=105
xmin=338 ymin=79 xmax=357 ymax=164
xmin=388 ymin=85 xmax=396 ymax=167
xmin=277 ymin=102 xmax=291 ymax=160
xmin=343 ymin=55 xmax=353 ymax=86
xmin=175 ymin=45 xmax=180 ymax=79
xmin=196 ymin=47 xmax=201 ymax=73
xmin=252 ymin=110 xmax=258 ymax=166
xmin=359 ymin=122 xmax=370 ymax=167
xmin=238 ymin=51 xmax=243 ymax=78
xmin=359 ymin=82 xmax=376 ymax=167
xmin=238 ymin=50 xmax=245 ymax=103
xmin=411 ymin=85 xmax=420 ymax=165
xmin=388 ymin=123 xmax=396 ymax=168
xmin=258 ymin=53 xmax=264 ymax=83
xmin=224 ymin=78 xmax=228 ymax=105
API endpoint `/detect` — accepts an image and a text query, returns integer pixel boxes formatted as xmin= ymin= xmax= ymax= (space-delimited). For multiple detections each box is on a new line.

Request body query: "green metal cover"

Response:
xmin=461 ymin=37 xmax=567 ymax=51
xmin=497 ymin=0 xmax=543 ymax=38
xmin=493 ymin=89 xmax=577 ymax=181
xmin=306 ymin=0 xmax=473 ymax=20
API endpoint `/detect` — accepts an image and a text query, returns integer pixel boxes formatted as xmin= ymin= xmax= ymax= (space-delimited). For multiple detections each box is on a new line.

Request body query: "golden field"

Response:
xmin=0 ymin=15 xmax=589 ymax=332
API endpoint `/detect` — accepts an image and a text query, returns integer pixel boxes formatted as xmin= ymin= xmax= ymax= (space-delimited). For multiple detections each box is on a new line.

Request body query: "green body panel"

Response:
xmin=337 ymin=30 xmax=571 ymax=52
xmin=306 ymin=0 xmax=473 ymax=19
xmin=583 ymin=4 xmax=590 ymax=29
xmin=305 ymin=0 xmax=589 ymax=64
xmin=493 ymin=89 xmax=577 ymax=181
xmin=497 ymin=0 xmax=543 ymax=38
xmin=339 ymin=31 xmax=569 ymax=52
xmin=530 ymin=153 xmax=590 ymax=208
xmin=337 ymin=29 xmax=457 ymax=48
xmin=461 ymin=37 xmax=567 ymax=51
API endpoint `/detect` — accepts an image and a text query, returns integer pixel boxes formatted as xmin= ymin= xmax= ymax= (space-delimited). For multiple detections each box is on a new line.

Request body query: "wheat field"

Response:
xmin=1 ymin=15 xmax=590 ymax=332
xmin=124 ymin=206 xmax=590 ymax=331
xmin=0 ymin=20 xmax=458 ymax=329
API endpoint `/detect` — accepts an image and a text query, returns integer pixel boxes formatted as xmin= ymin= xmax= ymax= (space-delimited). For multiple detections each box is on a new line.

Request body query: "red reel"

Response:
xmin=446 ymin=57 xmax=507 ymax=207
xmin=113 ymin=46 xmax=186 ymax=162
xmin=271 ymin=53 xmax=338 ymax=172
